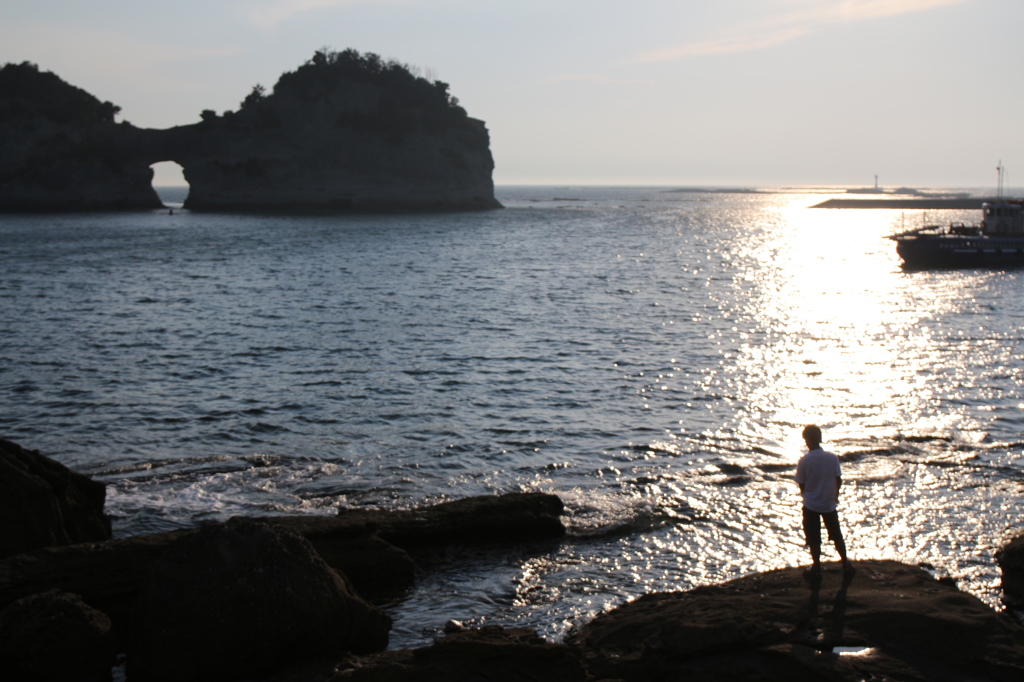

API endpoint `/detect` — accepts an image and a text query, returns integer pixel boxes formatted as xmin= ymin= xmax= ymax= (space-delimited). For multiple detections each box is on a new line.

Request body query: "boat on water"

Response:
xmin=890 ymin=163 xmax=1024 ymax=267
xmin=890 ymin=199 xmax=1024 ymax=267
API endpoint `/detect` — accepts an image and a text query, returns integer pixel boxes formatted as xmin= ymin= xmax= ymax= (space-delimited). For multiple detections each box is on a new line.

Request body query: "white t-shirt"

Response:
xmin=795 ymin=448 xmax=841 ymax=513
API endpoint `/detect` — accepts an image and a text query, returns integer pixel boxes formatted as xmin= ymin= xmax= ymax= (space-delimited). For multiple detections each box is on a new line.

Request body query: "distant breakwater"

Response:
xmin=812 ymin=198 xmax=989 ymax=209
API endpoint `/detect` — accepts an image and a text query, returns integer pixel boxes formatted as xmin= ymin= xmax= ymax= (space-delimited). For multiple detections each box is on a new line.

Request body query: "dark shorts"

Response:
xmin=802 ymin=507 xmax=843 ymax=547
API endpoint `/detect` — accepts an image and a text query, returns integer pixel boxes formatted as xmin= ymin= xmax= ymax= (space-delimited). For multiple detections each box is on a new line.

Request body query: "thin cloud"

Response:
xmin=0 ymin=24 xmax=241 ymax=75
xmin=631 ymin=0 xmax=970 ymax=63
xmin=245 ymin=0 xmax=406 ymax=29
xmin=547 ymin=74 xmax=659 ymax=88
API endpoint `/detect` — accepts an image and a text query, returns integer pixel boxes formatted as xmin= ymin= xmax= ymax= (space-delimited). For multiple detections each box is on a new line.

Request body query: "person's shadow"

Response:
xmin=803 ymin=567 xmax=855 ymax=651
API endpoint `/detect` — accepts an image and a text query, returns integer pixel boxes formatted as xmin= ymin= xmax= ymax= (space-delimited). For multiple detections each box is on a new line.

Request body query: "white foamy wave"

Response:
xmin=557 ymin=487 xmax=679 ymax=537
xmin=104 ymin=458 xmax=344 ymax=536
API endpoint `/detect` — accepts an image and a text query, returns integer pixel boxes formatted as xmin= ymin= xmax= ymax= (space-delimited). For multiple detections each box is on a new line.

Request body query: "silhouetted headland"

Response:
xmin=0 ymin=50 xmax=500 ymax=213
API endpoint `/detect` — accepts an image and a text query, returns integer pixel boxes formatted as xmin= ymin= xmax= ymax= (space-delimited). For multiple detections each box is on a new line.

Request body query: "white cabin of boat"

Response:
xmin=981 ymin=200 xmax=1024 ymax=234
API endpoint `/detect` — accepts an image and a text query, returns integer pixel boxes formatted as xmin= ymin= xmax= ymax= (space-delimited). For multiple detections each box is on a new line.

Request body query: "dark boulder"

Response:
xmin=998 ymin=532 xmax=1024 ymax=602
xmin=570 ymin=560 xmax=1024 ymax=681
xmin=0 ymin=589 xmax=116 ymax=682
xmin=261 ymin=516 xmax=415 ymax=599
xmin=0 ymin=439 xmax=111 ymax=560
xmin=0 ymin=492 xmax=564 ymax=651
xmin=335 ymin=492 xmax=566 ymax=548
xmin=263 ymin=626 xmax=588 ymax=682
xmin=128 ymin=518 xmax=391 ymax=682
xmin=0 ymin=520 xmax=413 ymax=625
xmin=0 ymin=529 xmax=194 ymax=629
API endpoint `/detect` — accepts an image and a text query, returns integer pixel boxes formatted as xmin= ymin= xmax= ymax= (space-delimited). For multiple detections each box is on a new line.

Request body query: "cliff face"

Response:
xmin=165 ymin=119 xmax=497 ymax=211
xmin=0 ymin=62 xmax=162 ymax=211
xmin=0 ymin=52 xmax=499 ymax=213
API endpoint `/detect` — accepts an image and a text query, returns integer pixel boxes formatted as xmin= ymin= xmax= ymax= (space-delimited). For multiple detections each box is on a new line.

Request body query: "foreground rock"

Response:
xmin=570 ymin=559 xmax=1024 ymax=681
xmin=0 ymin=589 xmax=116 ymax=682
xmin=128 ymin=519 xmax=390 ymax=682
xmin=998 ymin=532 xmax=1024 ymax=603
xmin=333 ymin=492 xmax=566 ymax=548
xmin=0 ymin=492 xmax=564 ymax=625
xmin=0 ymin=522 xmax=408 ymax=625
xmin=0 ymin=438 xmax=111 ymax=560
xmin=265 ymin=626 xmax=587 ymax=682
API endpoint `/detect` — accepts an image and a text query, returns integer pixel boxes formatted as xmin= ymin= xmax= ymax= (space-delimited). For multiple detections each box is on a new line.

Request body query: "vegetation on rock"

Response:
xmin=1 ymin=49 xmax=498 ymax=212
xmin=0 ymin=61 xmax=121 ymax=124
xmin=208 ymin=48 xmax=470 ymax=139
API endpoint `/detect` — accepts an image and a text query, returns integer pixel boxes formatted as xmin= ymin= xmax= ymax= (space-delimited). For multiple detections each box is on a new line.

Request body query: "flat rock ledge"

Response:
xmin=265 ymin=626 xmax=589 ymax=682
xmin=569 ymin=559 xmax=1024 ymax=682
xmin=246 ymin=559 xmax=1024 ymax=682
xmin=332 ymin=491 xmax=567 ymax=548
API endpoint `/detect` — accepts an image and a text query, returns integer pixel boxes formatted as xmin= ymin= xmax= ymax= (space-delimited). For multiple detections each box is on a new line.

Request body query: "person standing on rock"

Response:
xmin=795 ymin=424 xmax=852 ymax=574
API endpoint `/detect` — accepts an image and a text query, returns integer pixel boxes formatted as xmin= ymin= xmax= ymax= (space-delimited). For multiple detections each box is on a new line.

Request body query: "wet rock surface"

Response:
xmin=0 ymin=589 xmax=116 ymax=682
xmin=128 ymin=519 xmax=390 ymax=682
xmin=569 ymin=559 xmax=1024 ymax=682
xmin=3 ymin=443 xmax=1021 ymax=682
xmin=0 ymin=438 xmax=111 ymax=560
xmin=998 ymin=533 xmax=1024 ymax=603
xmin=0 ymin=492 xmax=564 ymax=622
xmin=0 ymin=528 xmax=201 ymax=628
xmin=334 ymin=492 xmax=566 ymax=548
xmin=264 ymin=626 xmax=588 ymax=682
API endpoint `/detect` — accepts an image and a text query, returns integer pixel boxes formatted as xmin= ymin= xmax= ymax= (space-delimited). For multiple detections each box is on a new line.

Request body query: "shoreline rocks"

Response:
xmin=569 ymin=560 xmax=1024 ymax=681
xmin=257 ymin=560 xmax=1024 ymax=681
xmin=333 ymin=491 xmax=566 ymax=548
xmin=0 ymin=486 xmax=567 ymax=680
xmin=998 ymin=532 xmax=1024 ymax=603
xmin=320 ymin=626 xmax=587 ymax=682
xmin=0 ymin=438 xmax=111 ymax=560
xmin=0 ymin=492 xmax=567 ymax=628
xmin=128 ymin=519 xmax=390 ymax=682
xmin=4 ymin=441 xmax=1024 ymax=680
xmin=0 ymin=589 xmax=117 ymax=682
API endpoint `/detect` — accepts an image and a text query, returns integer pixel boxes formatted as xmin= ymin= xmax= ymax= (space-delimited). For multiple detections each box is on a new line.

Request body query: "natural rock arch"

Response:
xmin=1 ymin=53 xmax=499 ymax=213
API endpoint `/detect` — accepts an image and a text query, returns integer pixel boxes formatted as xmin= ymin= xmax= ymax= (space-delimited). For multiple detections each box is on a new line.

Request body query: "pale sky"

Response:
xmin=2 ymin=0 xmax=1021 ymax=188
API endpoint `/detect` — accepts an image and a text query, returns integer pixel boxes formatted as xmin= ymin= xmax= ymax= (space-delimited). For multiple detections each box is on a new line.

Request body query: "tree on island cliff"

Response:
xmin=214 ymin=48 xmax=471 ymax=141
xmin=0 ymin=61 xmax=121 ymax=125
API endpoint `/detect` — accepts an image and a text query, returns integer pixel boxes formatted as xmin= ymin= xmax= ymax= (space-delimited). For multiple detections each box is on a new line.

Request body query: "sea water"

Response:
xmin=1 ymin=186 xmax=1022 ymax=647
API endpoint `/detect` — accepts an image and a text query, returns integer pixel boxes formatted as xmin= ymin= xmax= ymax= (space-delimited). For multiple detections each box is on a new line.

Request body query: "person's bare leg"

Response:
xmin=836 ymin=537 xmax=853 ymax=572
xmin=803 ymin=509 xmax=823 ymax=573
xmin=824 ymin=512 xmax=852 ymax=572
xmin=808 ymin=543 xmax=822 ymax=573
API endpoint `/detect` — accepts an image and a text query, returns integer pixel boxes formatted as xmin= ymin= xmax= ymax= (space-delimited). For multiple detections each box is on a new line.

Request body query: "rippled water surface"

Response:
xmin=2 ymin=187 xmax=1022 ymax=646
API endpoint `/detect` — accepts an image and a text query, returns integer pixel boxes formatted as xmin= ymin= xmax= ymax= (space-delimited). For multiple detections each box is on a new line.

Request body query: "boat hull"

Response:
xmin=894 ymin=235 xmax=1024 ymax=268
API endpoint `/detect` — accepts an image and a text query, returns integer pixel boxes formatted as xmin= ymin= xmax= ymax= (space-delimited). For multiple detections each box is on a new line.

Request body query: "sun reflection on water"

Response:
xmin=723 ymin=201 xmax=992 ymax=446
xmin=539 ymin=198 xmax=1022 ymax=638
xmin=369 ymin=192 xmax=1023 ymax=648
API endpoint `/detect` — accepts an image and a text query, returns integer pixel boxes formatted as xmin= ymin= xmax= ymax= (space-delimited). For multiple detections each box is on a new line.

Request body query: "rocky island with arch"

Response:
xmin=0 ymin=50 xmax=500 ymax=213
